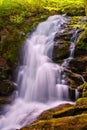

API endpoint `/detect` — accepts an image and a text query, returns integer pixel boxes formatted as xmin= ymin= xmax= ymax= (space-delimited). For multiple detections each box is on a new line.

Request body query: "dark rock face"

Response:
xmin=52 ymin=29 xmax=74 ymax=63
xmin=0 ymin=80 xmax=14 ymax=96
xmin=52 ymin=18 xmax=87 ymax=100
xmin=69 ymin=56 xmax=87 ymax=81
xmin=0 ymin=56 xmax=14 ymax=105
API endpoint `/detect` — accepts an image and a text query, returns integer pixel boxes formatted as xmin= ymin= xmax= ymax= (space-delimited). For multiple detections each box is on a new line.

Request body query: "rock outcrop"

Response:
xmin=21 ymin=98 xmax=87 ymax=130
xmin=0 ymin=56 xmax=14 ymax=106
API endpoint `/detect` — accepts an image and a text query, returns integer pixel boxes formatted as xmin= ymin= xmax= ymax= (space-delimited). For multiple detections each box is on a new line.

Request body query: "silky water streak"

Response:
xmin=0 ymin=15 xmax=73 ymax=130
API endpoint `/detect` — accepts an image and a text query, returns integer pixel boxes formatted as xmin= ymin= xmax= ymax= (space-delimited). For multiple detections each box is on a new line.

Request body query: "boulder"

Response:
xmin=52 ymin=29 xmax=74 ymax=63
xmin=21 ymin=100 xmax=87 ymax=130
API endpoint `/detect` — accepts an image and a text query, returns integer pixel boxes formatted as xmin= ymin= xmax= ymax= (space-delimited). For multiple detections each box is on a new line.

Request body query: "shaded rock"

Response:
xmin=69 ymin=56 xmax=87 ymax=82
xmin=52 ymin=29 xmax=75 ymax=63
xmin=0 ymin=80 xmax=14 ymax=96
xmin=0 ymin=97 xmax=10 ymax=106
xmin=38 ymin=103 xmax=73 ymax=120
xmin=0 ymin=56 xmax=14 ymax=96
xmin=0 ymin=56 xmax=12 ymax=80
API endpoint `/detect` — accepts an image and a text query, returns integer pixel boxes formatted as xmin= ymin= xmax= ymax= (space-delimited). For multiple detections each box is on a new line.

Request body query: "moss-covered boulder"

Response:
xmin=76 ymin=29 xmax=87 ymax=52
xmin=21 ymin=101 xmax=87 ymax=130
xmin=38 ymin=104 xmax=73 ymax=120
xmin=21 ymin=114 xmax=87 ymax=130
xmin=81 ymin=83 xmax=87 ymax=97
xmin=76 ymin=97 xmax=87 ymax=109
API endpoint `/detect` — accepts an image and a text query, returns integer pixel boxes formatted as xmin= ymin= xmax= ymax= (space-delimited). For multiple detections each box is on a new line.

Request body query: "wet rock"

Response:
xmin=52 ymin=29 xmax=75 ymax=63
xmin=69 ymin=56 xmax=87 ymax=82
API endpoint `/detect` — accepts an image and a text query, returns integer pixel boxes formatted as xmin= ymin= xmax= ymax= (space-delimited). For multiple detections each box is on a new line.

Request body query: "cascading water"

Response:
xmin=17 ymin=15 xmax=70 ymax=102
xmin=0 ymin=15 xmax=76 ymax=130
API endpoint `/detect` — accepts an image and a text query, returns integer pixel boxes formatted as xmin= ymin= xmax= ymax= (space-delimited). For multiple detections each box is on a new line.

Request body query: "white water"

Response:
xmin=0 ymin=15 xmax=75 ymax=130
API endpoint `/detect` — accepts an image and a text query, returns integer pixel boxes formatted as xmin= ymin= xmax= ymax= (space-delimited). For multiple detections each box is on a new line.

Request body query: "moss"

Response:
xmin=20 ymin=98 xmax=87 ymax=130
xmin=21 ymin=99 xmax=87 ymax=130
xmin=81 ymin=83 xmax=87 ymax=97
xmin=69 ymin=16 xmax=87 ymax=29
xmin=21 ymin=114 xmax=87 ymax=130
xmin=53 ymin=106 xmax=87 ymax=118
xmin=84 ymin=0 xmax=87 ymax=17
xmin=0 ymin=12 xmax=49 ymax=66
xmin=76 ymin=29 xmax=87 ymax=51
xmin=76 ymin=97 xmax=87 ymax=109
xmin=38 ymin=104 xmax=73 ymax=120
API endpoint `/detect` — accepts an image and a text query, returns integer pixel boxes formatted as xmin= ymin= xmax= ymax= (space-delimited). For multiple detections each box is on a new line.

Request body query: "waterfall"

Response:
xmin=0 ymin=15 xmax=75 ymax=130
xmin=17 ymin=15 xmax=70 ymax=102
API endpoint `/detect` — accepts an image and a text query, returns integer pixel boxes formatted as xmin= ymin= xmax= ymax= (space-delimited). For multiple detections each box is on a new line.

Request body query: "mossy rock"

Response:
xmin=38 ymin=104 xmax=73 ymax=120
xmin=52 ymin=106 xmax=87 ymax=119
xmin=21 ymin=113 xmax=87 ymax=130
xmin=84 ymin=0 xmax=87 ymax=18
xmin=76 ymin=28 xmax=87 ymax=52
xmin=52 ymin=29 xmax=74 ymax=63
xmin=82 ymin=83 xmax=87 ymax=97
xmin=21 ymin=101 xmax=87 ymax=130
xmin=76 ymin=97 xmax=87 ymax=109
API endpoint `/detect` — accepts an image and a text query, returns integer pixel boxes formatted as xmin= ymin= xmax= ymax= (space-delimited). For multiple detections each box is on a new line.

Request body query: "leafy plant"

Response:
xmin=10 ymin=15 xmax=24 ymax=25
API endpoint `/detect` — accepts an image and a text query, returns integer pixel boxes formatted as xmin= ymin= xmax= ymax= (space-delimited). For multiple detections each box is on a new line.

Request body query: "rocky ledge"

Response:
xmin=21 ymin=98 xmax=87 ymax=130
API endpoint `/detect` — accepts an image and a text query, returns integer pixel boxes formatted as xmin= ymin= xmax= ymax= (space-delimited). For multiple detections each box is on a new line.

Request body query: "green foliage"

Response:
xmin=0 ymin=0 xmax=86 ymax=65
xmin=84 ymin=0 xmax=87 ymax=17
xmin=82 ymin=83 xmax=87 ymax=97
xmin=10 ymin=15 xmax=24 ymax=25
xmin=0 ymin=0 xmax=84 ymax=16
xmin=77 ymin=28 xmax=87 ymax=50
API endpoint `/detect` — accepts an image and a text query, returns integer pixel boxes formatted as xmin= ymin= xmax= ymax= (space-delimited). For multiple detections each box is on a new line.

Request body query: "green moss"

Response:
xmin=0 ymin=11 xmax=49 ymax=65
xmin=81 ymin=83 xmax=87 ymax=97
xmin=21 ymin=114 xmax=87 ymax=130
xmin=76 ymin=97 xmax=87 ymax=109
xmin=68 ymin=16 xmax=87 ymax=29
xmin=76 ymin=28 xmax=87 ymax=51
xmin=84 ymin=0 xmax=87 ymax=18
xmin=21 ymin=99 xmax=87 ymax=130
xmin=38 ymin=104 xmax=73 ymax=120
